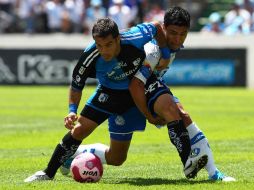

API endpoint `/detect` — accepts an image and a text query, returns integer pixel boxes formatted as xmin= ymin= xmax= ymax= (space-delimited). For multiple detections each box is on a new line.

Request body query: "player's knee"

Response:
xmin=179 ymin=111 xmax=192 ymax=126
xmin=71 ymin=124 xmax=86 ymax=140
xmin=108 ymin=156 xmax=127 ymax=166
xmin=161 ymin=105 xmax=181 ymax=121
xmin=105 ymin=150 xmax=127 ymax=166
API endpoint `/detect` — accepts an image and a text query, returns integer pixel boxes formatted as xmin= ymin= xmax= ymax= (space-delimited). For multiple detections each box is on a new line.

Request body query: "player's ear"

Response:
xmin=116 ymin=35 xmax=120 ymax=44
xmin=162 ymin=23 xmax=166 ymax=31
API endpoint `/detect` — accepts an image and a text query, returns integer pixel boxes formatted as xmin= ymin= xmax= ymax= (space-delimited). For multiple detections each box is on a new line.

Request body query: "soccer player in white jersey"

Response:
xmin=129 ymin=6 xmax=236 ymax=182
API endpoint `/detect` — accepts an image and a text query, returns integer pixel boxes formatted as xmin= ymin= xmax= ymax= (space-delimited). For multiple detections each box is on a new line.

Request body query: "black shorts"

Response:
xmin=145 ymin=74 xmax=173 ymax=115
xmin=80 ymin=85 xmax=146 ymax=141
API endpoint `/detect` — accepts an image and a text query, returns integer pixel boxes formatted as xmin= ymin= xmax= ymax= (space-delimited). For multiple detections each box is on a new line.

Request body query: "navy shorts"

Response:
xmin=81 ymin=85 xmax=146 ymax=141
xmin=145 ymin=74 xmax=178 ymax=115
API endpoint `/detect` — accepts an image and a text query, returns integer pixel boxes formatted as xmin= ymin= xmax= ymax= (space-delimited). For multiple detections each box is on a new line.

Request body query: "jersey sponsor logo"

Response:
xmin=106 ymin=57 xmax=142 ymax=81
xmin=107 ymin=71 xmax=115 ymax=77
xmin=112 ymin=67 xmax=137 ymax=80
xmin=115 ymin=115 xmax=125 ymax=126
xmin=98 ymin=93 xmax=109 ymax=103
xmin=116 ymin=61 xmax=127 ymax=69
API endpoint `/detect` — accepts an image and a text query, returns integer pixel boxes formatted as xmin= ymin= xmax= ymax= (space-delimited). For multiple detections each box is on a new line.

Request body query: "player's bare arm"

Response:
xmin=64 ymin=87 xmax=82 ymax=130
xmin=129 ymin=77 xmax=165 ymax=125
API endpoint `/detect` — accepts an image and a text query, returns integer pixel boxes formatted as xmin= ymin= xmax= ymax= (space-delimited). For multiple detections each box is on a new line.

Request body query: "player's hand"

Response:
xmin=156 ymin=58 xmax=170 ymax=70
xmin=64 ymin=112 xmax=78 ymax=130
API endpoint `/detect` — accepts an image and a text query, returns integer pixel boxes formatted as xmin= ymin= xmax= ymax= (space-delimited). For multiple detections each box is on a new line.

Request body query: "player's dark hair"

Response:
xmin=164 ymin=6 xmax=190 ymax=28
xmin=92 ymin=18 xmax=119 ymax=38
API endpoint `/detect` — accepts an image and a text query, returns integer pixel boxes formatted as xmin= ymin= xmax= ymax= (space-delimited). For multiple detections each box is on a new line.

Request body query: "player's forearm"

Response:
xmin=68 ymin=87 xmax=82 ymax=113
xmin=129 ymin=77 xmax=151 ymax=118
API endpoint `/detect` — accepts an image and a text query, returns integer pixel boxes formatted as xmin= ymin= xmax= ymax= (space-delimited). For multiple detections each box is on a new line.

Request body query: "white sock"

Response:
xmin=75 ymin=143 xmax=109 ymax=164
xmin=205 ymin=145 xmax=217 ymax=177
xmin=186 ymin=122 xmax=217 ymax=177
xmin=186 ymin=122 xmax=200 ymax=139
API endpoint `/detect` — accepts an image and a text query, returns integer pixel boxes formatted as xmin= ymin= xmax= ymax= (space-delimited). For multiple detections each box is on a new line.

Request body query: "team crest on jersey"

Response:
xmin=98 ymin=93 xmax=109 ymax=103
xmin=115 ymin=115 xmax=125 ymax=126
xmin=76 ymin=75 xmax=81 ymax=82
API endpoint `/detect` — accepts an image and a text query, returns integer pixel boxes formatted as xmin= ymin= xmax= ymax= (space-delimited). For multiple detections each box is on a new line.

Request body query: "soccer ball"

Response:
xmin=70 ymin=152 xmax=103 ymax=183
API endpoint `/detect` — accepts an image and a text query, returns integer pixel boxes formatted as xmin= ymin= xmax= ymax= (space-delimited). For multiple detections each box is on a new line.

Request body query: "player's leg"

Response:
xmin=153 ymin=93 xmax=190 ymax=164
xmin=60 ymin=143 xmax=109 ymax=175
xmin=24 ymin=114 xmax=101 ymax=182
xmin=177 ymin=102 xmax=235 ymax=181
xmin=61 ymin=106 xmax=146 ymax=175
xmin=145 ymin=77 xmax=207 ymax=178
xmin=153 ymin=93 xmax=208 ymax=179
xmin=106 ymin=106 xmax=146 ymax=165
xmin=24 ymin=89 xmax=111 ymax=182
xmin=61 ymin=134 xmax=132 ymax=169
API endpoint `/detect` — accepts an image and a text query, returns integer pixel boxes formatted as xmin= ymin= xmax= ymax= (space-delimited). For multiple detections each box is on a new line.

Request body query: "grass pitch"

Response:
xmin=0 ymin=86 xmax=254 ymax=190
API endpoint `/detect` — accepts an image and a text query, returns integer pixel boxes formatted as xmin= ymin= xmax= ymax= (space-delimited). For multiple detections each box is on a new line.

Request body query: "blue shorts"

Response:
xmin=81 ymin=85 xmax=146 ymax=141
xmin=108 ymin=107 xmax=146 ymax=141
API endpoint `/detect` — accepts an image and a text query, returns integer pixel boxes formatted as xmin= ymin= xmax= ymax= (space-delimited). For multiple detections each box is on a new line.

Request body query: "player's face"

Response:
xmin=163 ymin=25 xmax=188 ymax=50
xmin=94 ymin=35 xmax=120 ymax=61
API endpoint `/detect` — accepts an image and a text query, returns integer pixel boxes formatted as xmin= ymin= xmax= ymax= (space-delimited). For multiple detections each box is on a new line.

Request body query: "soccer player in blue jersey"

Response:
xmin=24 ymin=18 xmax=169 ymax=182
xmin=129 ymin=6 xmax=236 ymax=181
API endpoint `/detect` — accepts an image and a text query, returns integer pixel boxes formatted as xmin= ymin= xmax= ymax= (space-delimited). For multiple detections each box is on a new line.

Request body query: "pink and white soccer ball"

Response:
xmin=70 ymin=152 xmax=103 ymax=183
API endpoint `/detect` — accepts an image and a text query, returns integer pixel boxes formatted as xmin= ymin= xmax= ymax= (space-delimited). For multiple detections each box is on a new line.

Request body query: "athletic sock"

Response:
xmin=77 ymin=143 xmax=109 ymax=164
xmin=167 ymin=120 xmax=191 ymax=166
xmin=186 ymin=122 xmax=217 ymax=177
xmin=44 ymin=132 xmax=82 ymax=178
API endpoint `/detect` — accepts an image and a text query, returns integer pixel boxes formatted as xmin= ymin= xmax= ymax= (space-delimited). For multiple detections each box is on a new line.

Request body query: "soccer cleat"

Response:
xmin=209 ymin=170 xmax=236 ymax=182
xmin=24 ymin=171 xmax=52 ymax=182
xmin=184 ymin=148 xmax=208 ymax=179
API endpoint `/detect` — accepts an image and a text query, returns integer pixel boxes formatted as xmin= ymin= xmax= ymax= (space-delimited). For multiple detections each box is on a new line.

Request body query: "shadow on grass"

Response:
xmin=103 ymin=177 xmax=212 ymax=186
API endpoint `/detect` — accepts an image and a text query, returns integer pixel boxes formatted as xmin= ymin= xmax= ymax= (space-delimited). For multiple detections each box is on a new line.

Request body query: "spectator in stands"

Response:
xmin=84 ymin=0 xmax=106 ymax=34
xmin=63 ymin=0 xmax=85 ymax=33
xmin=201 ymin=12 xmax=225 ymax=34
xmin=144 ymin=3 xmax=164 ymax=23
xmin=239 ymin=0 xmax=254 ymax=32
xmin=0 ymin=0 xmax=15 ymax=33
xmin=108 ymin=0 xmax=135 ymax=29
xmin=224 ymin=2 xmax=251 ymax=35
xmin=15 ymin=0 xmax=38 ymax=33
xmin=45 ymin=0 xmax=64 ymax=33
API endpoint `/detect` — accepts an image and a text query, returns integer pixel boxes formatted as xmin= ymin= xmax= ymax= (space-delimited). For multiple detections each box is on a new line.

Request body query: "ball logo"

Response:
xmin=71 ymin=153 xmax=103 ymax=183
xmin=86 ymin=161 xmax=94 ymax=169
xmin=82 ymin=170 xmax=98 ymax=176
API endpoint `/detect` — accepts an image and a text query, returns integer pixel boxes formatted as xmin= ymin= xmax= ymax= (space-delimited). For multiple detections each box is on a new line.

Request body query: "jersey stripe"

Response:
xmin=121 ymin=33 xmax=143 ymax=41
xmin=82 ymin=49 xmax=99 ymax=67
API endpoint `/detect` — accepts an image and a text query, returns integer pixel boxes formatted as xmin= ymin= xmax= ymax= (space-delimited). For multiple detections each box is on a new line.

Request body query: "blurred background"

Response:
xmin=0 ymin=0 xmax=254 ymax=88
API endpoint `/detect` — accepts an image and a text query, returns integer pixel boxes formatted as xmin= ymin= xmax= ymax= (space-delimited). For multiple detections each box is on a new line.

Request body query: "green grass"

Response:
xmin=0 ymin=86 xmax=254 ymax=190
